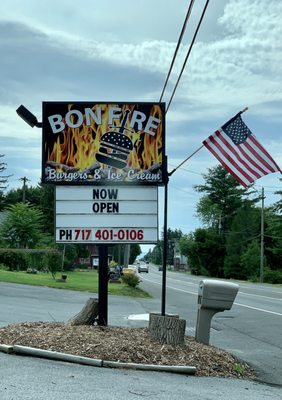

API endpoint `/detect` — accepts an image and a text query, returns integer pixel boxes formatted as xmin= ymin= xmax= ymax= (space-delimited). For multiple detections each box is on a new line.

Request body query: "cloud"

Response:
xmin=0 ymin=0 xmax=281 ymax=230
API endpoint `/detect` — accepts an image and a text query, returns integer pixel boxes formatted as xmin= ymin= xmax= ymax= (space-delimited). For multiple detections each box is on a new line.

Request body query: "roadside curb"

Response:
xmin=0 ymin=344 xmax=197 ymax=375
xmin=0 ymin=344 xmax=14 ymax=354
xmin=103 ymin=360 xmax=196 ymax=374
xmin=12 ymin=345 xmax=103 ymax=367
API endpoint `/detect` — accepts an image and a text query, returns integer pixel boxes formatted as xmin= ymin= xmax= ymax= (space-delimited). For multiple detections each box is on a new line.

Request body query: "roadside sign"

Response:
xmin=55 ymin=186 xmax=158 ymax=244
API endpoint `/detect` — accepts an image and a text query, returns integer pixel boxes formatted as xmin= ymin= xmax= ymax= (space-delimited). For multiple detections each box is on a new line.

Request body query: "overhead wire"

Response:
xmin=159 ymin=0 xmax=196 ymax=103
xmin=165 ymin=0 xmax=210 ymax=113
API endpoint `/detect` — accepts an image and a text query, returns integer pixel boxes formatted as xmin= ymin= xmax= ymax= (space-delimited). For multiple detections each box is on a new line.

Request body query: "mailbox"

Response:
xmin=198 ymin=279 xmax=239 ymax=310
xmin=195 ymin=279 xmax=239 ymax=345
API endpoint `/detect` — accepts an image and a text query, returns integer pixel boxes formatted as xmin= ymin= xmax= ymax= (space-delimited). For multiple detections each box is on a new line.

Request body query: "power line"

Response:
xmin=159 ymin=0 xmax=196 ymax=102
xmin=168 ymin=163 xmax=203 ymax=176
xmin=165 ymin=0 xmax=210 ymax=113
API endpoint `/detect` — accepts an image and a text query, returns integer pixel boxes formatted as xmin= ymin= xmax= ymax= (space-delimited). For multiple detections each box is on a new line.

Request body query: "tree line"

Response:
xmin=145 ymin=166 xmax=282 ymax=284
xmin=0 ymin=155 xmax=141 ymax=271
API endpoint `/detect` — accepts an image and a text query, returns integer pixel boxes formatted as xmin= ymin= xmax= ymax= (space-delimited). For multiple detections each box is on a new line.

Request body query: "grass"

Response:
xmin=233 ymin=363 xmax=247 ymax=377
xmin=0 ymin=269 xmax=151 ymax=298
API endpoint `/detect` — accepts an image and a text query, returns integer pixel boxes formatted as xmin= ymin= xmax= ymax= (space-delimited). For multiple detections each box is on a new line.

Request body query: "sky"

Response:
xmin=0 ymin=0 xmax=281 ymax=252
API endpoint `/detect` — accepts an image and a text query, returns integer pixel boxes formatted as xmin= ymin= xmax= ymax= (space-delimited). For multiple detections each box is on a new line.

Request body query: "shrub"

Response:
xmin=0 ymin=263 xmax=8 ymax=271
xmin=45 ymin=251 xmax=63 ymax=279
xmin=27 ymin=252 xmax=46 ymax=272
xmin=263 ymin=269 xmax=282 ymax=284
xmin=0 ymin=249 xmax=28 ymax=271
xmin=122 ymin=273 xmax=140 ymax=288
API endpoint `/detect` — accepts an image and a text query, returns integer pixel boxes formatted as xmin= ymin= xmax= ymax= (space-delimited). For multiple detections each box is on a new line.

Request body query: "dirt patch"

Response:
xmin=0 ymin=322 xmax=255 ymax=379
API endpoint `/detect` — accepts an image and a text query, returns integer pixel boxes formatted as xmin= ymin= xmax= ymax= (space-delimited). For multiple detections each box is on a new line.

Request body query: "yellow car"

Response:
xmin=122 ymin=265 xmax=137 ymax=276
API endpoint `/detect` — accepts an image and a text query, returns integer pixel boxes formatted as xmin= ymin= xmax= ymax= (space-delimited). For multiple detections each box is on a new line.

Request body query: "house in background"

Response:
xmin=173 ymin=240 xmax=188 ymax=271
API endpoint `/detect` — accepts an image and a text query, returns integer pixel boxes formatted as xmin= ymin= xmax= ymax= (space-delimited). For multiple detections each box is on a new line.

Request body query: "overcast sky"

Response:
xmin=0 ymin=0 xmax=281 ymax=245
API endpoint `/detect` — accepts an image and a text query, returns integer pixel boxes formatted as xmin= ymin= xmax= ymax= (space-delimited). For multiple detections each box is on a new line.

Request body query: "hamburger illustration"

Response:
xmin=96 ymin=131 xmax=133 ymax=169
xmin=96 ymin=110 xmax=134 ymax=169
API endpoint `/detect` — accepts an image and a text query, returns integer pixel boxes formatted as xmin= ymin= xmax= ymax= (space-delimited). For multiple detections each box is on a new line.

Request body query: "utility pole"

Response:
xmin=260 ymin=187 xmax=265 ymax=283
xmin=20 ymin=177 xmax=29 ymax=203
xmin=123 ymin=244 xmax=130 ymax=268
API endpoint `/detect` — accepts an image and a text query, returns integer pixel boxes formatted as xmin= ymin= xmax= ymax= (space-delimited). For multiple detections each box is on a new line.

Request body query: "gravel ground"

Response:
xmin=0 ymin=322 xmax=255 ymax=379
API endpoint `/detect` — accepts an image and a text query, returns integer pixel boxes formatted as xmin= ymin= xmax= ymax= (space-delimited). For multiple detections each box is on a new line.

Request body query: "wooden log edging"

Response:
xmin=0 ymin=344 xmax=196 ymax=375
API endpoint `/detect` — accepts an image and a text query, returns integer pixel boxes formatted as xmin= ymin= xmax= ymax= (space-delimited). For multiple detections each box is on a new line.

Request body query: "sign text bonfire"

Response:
xmin=42 ymin=102 xmax=165 ymax=185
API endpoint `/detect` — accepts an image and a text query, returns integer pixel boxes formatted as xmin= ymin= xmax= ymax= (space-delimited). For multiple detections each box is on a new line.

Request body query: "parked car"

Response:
xmin=138 ymin=263 xmax=149 ymax=273
xmin=122 ymin=265 xmax=137 ymax=276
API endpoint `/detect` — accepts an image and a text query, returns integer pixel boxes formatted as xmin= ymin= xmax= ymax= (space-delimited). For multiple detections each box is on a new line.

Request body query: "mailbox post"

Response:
xmin=195 ymin=279 xmax=239 ymax=345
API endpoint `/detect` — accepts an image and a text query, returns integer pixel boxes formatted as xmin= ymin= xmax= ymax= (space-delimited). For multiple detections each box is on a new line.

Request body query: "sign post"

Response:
xmin=98 ymin=244 xmax=108 ymax=326
xmin=42 ymin=101 xmax=165 ymax=326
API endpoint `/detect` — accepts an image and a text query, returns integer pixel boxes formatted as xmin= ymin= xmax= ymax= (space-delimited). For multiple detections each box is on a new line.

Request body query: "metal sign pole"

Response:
xmin=98 ymin=244 xmax=108 ymax=326
xmin=161 ymin=156 xmax=169 ymax=316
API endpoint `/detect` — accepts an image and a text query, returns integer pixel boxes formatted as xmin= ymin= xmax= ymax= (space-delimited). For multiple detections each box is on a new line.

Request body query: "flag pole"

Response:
xmin=168 ymin=107 xmax=249 ymax=177
xmin=168 ymin=145 xmax=204 ymax=177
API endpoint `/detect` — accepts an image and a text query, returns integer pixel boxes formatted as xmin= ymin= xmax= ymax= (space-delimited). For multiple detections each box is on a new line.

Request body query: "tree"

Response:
xmin=129 ymin=243 xmax=141 ymax=264
xmin=111 ymin=243 xmax=141 ymax=265
xmin=143 ymin=242 xmax=162 ymax=264
xmin=144 ymin=228 xmax=183 ymax=266
xmin=263 ymin=209 xmax=282 ymax=272
xmin=195 ymin=196 xmax=221 ymax=229
xmin=4 ymin=185 xmax=41 ymax=205
xmin=0 ymin=155 xmax=10 ymax=211
xmin=272 ymin=177 xmax=282 ymax=214
xmin=180 ymin=229 xmax=225 ymax=277
xmin=0 ymin=202 xmax=45 ymax=248
xmin=4 ymin=183 xmax=55 ymax=235
xmin=194 ymin=165 xmax=250 ymax=235
xmin=224 ymin=204 xmax=260 ymax=279
xmin=240 ymin=241 xmax=261 ymax=280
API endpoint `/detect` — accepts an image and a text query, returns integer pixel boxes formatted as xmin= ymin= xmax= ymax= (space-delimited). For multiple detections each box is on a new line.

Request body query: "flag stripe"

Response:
xmin=240 ymin=141 xmax=273 ymax=175
xmin=216 ymin=130 xmax=262 ymax=179
xmin=248 ymin=135 xmax=281 ymax=172
xmin=209 ymin=133 xmax=256 ymax=181
xmin=203 ymin=136 xmax=252 ymax=186
xmin=204 ymin=141 xmax=249 ymax=187
xmin=236 ymin=141 xmax=271 ymax=175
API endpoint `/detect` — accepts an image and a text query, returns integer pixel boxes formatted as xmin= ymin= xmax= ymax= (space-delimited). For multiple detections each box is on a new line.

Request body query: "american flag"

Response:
xmin=202 ymin=114 xmax=281 ymax=187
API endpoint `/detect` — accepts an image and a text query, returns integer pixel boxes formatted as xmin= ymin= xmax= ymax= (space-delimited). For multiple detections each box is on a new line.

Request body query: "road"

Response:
xmin=137 ymin=266 xmax=282 ymax=386
xmin=0 ymin=274 xmax=281 ymax=399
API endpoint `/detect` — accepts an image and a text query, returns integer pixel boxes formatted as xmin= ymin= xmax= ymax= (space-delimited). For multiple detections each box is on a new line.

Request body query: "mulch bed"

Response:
xmin=0 ymin=322 xmax=255 ymax=379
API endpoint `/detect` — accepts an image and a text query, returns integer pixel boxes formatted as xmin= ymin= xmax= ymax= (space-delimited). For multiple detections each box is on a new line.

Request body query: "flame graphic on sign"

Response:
xmin=46 ymin=104 xmax=163 ymax=172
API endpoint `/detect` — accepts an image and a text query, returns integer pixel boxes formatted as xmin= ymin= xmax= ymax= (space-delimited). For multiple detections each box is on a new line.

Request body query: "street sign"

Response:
xmin=42 ymin=102 xmax=165 ymax=186
xmin=55 ymin=186 xmax=158 ymax=244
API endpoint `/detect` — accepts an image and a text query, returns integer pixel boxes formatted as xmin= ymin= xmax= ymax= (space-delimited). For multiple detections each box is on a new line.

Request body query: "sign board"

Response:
xmin=42 ymin=102 xmax=165 ymax=186
xmin=55 ymin=186 xmax=158 ymax=244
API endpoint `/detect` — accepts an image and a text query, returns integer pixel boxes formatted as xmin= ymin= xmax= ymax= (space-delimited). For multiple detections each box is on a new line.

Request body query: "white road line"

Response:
xmin=234 ymin=302 xmax=282 ymax=316
xmin=141 ymin=275 xmax=282 ymax=316
xmin=238 ymin=291 xmax=282 ymax=301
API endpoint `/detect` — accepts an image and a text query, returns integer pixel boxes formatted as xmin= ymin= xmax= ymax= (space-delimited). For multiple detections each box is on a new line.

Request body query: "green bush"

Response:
xmin=0 ymin=263 xmax=8 ymax=271
xmin=45 ymin=251 xmax=63 ymax=279
xmin=0 ymin=249 xmax=28 ymax=271
xmin=263 ymin=269 xmax=282 ymax=284
xmin=122 ymin=273 xmax=141 ymax=288
xmin=27 ymin=252 xmax=46 ymax=272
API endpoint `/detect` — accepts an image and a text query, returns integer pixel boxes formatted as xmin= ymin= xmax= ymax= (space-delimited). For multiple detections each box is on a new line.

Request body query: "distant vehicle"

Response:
xmin=138 ymin=263 xmax=149 ymax=273
xmin=122 ymin=265 xmax=137 ymax=276
xmin=158 ymin=265 xmax=163 ymax=271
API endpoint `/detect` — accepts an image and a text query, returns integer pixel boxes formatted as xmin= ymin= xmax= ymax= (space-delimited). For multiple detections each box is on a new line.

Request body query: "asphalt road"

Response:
xmin=0 ymin=274 xmax=281 ymax=399
xmin=138 ymin=266 xmax=282 ymax=386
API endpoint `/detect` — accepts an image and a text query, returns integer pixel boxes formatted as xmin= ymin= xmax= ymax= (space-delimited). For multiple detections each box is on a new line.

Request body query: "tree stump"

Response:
xmin=149 ymin=313 xmax=186 ymax=346
xmin=67 ymin=298 xmax=99 ymax=326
